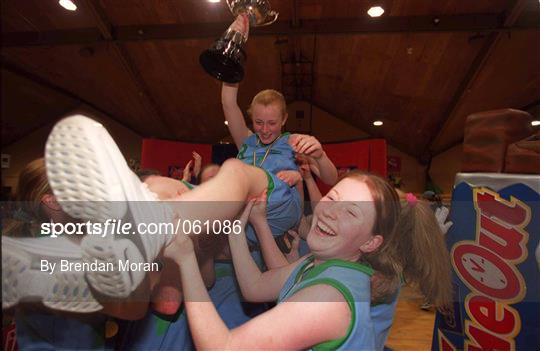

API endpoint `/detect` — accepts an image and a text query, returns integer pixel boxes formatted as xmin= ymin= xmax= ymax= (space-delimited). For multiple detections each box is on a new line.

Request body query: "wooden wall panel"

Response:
xmin=431 ymin=29 xmax=540 ymax=153
xmin=310 ymin=32 xmax=485 ymax=156
xmin=1 ymin=69 xmax=79 ymax=145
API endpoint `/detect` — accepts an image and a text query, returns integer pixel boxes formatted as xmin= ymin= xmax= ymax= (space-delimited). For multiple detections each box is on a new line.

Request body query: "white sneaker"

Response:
xmin=45 ymin=115 xmax=173 ymax=298
xmin=2 ymin=236 xmax=102 ymax=313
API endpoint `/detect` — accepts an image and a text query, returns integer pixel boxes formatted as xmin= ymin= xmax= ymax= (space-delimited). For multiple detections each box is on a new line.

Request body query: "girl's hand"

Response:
xmin=182 ymin=160 xmax=193 ymax=182
xmin=296 ymin=154 xmax=321 ymax=178
xmin=277 ymin=170 xmax=302 ymax=186
xmin=299 ymin=163 xmax=313 ymax=180
xmin=248 ymin=191 xmax=268 ymax=225
xmin=163 ymin=217 xmax=195 ymax=264
xmin=285 ymin=230 xmax=301 ymax=263
xmin=435 ymin=206 xmax=453 ymax=235
xmin=229 ymin=14 xmax=250 ymax=38
xmin=192 ymin=152 xmax=202 ymax=177
xmin=238 ymin=197 xmax=256 ymax=229
xmin=290 ymin=134 xmax=324 ymax=159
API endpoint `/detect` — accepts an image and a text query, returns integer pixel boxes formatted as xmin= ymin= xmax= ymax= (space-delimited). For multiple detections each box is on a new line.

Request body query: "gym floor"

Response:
xmin=386 ymin=285 xmax=437 ymax=351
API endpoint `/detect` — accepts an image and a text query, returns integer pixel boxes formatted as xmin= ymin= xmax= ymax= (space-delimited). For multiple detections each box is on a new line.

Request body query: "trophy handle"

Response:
xmin=258 ymin=10 xmax=279 ymax=26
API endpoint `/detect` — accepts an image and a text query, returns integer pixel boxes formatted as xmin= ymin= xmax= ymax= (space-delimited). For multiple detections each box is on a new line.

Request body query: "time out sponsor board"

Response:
xmin=433 ymin=173 xmax=540 ymax=351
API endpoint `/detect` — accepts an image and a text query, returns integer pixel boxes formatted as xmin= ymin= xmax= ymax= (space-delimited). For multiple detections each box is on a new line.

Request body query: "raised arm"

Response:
xmin=192 ymin=151 xmax=202 ymax=180
xmin=228 ymin=199 xmax=298 ymax=302
xmin=182 ymin=160 xmax=193 ymax=182
xmin=249 ymin=191 xmax=291 ymax=269
xmin=163 ymin=235 xmax=354 ymax=350
xmin=300 ymin=162 xmax=323 ymax=208
xmin=222 ymin=84 xmax=252 ymax=149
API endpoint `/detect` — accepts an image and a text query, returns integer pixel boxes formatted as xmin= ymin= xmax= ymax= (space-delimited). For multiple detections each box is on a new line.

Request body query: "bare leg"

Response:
xmin=174 ymin=158 xmax=268 ymax=222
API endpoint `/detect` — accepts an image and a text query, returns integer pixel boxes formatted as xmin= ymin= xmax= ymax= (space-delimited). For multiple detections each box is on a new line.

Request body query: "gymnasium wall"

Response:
xmin=3 ymin=101 xmax=446 ymax=196
xmin=285 ymin=101 xmax=427 ymax=193
xmin=1 ymin=106 xmax=142 ymax=193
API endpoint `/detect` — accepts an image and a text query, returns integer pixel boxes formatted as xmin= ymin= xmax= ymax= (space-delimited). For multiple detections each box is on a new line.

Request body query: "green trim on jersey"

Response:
xmin=180 ymin=179 xmax=195 ymax=190
xmin=285 ymin=256 xmax=374 ymax=350
xmin=301 ymin=278 xmax=356 ymax=351
xmin=263 ymin=169 xmax=276 ymax=199
xmin=304 ymin=259 xmax=373 ymax=281
xmin=255 ymin=132 xmax=291 ymax=146
xmin=152 ymin=306 xmax=186 ymax=336
xmin=214 ymin=265 xmax=233 ymax=279
xmin=154 ymin=316 xmax=170 ymax=336
xmin=237 ymin=143 xmax=248 ymax=160
xmin=292 ymin=256 xmax=373 ymax=283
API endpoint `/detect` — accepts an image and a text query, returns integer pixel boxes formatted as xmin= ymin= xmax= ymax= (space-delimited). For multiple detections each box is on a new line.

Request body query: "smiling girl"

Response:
xmin=162 ymin=170 xmax=453 ymax=350
xmin=222 ymin=82 xmax=337 ymax=247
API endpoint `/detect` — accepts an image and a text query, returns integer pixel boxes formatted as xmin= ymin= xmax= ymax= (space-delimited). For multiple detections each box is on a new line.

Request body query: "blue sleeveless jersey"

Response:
xmin=15 ymin=311 xmax=113 ymax=350
xmin=278 ymin=256 xmax=398 ymax=351
xmin=237 ymin=133 xmax=302 ymax=243
xmin=237 ymin=133 xmax=297 ymax=174
xmin=119 ymin=262 xmax=250 ymax=351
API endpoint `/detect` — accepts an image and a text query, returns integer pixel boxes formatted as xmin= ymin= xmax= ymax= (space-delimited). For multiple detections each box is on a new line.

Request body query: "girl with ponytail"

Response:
xmin=162 ymin=169 xmax=453 ymax=350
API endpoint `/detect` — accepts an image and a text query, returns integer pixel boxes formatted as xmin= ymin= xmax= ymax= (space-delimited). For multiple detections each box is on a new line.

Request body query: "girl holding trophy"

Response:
xmin=218 ymin=14 xmax=338 ymax=246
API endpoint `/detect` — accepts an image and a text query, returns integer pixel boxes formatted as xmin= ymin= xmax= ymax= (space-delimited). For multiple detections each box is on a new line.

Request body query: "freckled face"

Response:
xmin=308 ymin=178 xmax=378 ymax=262
xmin=251 ymin=103 xmax=286 ymax=144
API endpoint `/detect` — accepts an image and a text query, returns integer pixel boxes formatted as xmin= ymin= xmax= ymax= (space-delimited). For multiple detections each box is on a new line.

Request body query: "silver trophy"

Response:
xmin=199 ymin=0 xmax=279 ymax=83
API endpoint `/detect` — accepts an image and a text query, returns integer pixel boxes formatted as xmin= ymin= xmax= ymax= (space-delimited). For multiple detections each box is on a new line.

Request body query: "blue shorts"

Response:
xmin=245 ymin=170 xmax=302 ymax=243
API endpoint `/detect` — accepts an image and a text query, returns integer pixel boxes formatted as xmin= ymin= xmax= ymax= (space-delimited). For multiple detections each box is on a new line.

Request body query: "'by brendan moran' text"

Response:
xmin=40 ymin=259 xmax=159 ymax=274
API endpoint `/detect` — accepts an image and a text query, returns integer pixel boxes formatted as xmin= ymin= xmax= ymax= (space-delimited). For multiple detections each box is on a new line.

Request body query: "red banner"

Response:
xmin=317 ymin=139 xmax=387 ymax=194
xmin=140 ymin=139 xmax=212 ymax=177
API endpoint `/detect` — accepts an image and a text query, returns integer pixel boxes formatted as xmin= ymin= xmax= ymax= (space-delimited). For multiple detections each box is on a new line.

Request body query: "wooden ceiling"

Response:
xmin=2 ymin=0 xmax=539 ymax=159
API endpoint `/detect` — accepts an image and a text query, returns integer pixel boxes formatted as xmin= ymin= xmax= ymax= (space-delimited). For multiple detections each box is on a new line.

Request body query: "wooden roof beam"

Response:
xmin=3 ymin=13 xmax=540 ymax=47
xmin=67 ymin=14 xmax=540 ymax=38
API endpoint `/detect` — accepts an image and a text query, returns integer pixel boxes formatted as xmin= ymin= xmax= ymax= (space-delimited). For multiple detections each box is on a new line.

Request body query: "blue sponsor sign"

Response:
xmin=432 ymin=174 xmax=540 ymax=351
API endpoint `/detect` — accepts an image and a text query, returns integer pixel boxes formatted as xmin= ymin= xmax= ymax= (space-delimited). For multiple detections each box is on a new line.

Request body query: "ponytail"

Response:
xmin=344 ymin=171 xmax=453 ymax=310
xmin=393 ymin=201 xmax=453 ymax=308
xmin=3 ymin=158 xmax=50 ymax=238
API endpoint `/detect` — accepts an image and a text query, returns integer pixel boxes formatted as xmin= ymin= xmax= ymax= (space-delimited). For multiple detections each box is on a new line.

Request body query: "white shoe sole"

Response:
xmin=45 ymin=115 xmax=148 ymax=298
xmin=45 ymin=115 xmax=128 ymax=221
xmin=2 ymin=237 xmax=102 ymax=313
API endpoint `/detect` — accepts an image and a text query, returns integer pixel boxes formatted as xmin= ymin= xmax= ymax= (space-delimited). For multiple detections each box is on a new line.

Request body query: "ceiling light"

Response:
xmin=532 ymin=120 xmax=540 ymax=126
xmin=59 ymin=0 xmax=77 ymax=11
xmin=208 ymin=0 xmax=221 ymax=3
xmin=224 ymin=121 xmax=229 ymax=125
xmin=373 ymin=120 xmax=383 ymax=126
xmin=367 ymin=6 xmax=384 ymax=17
